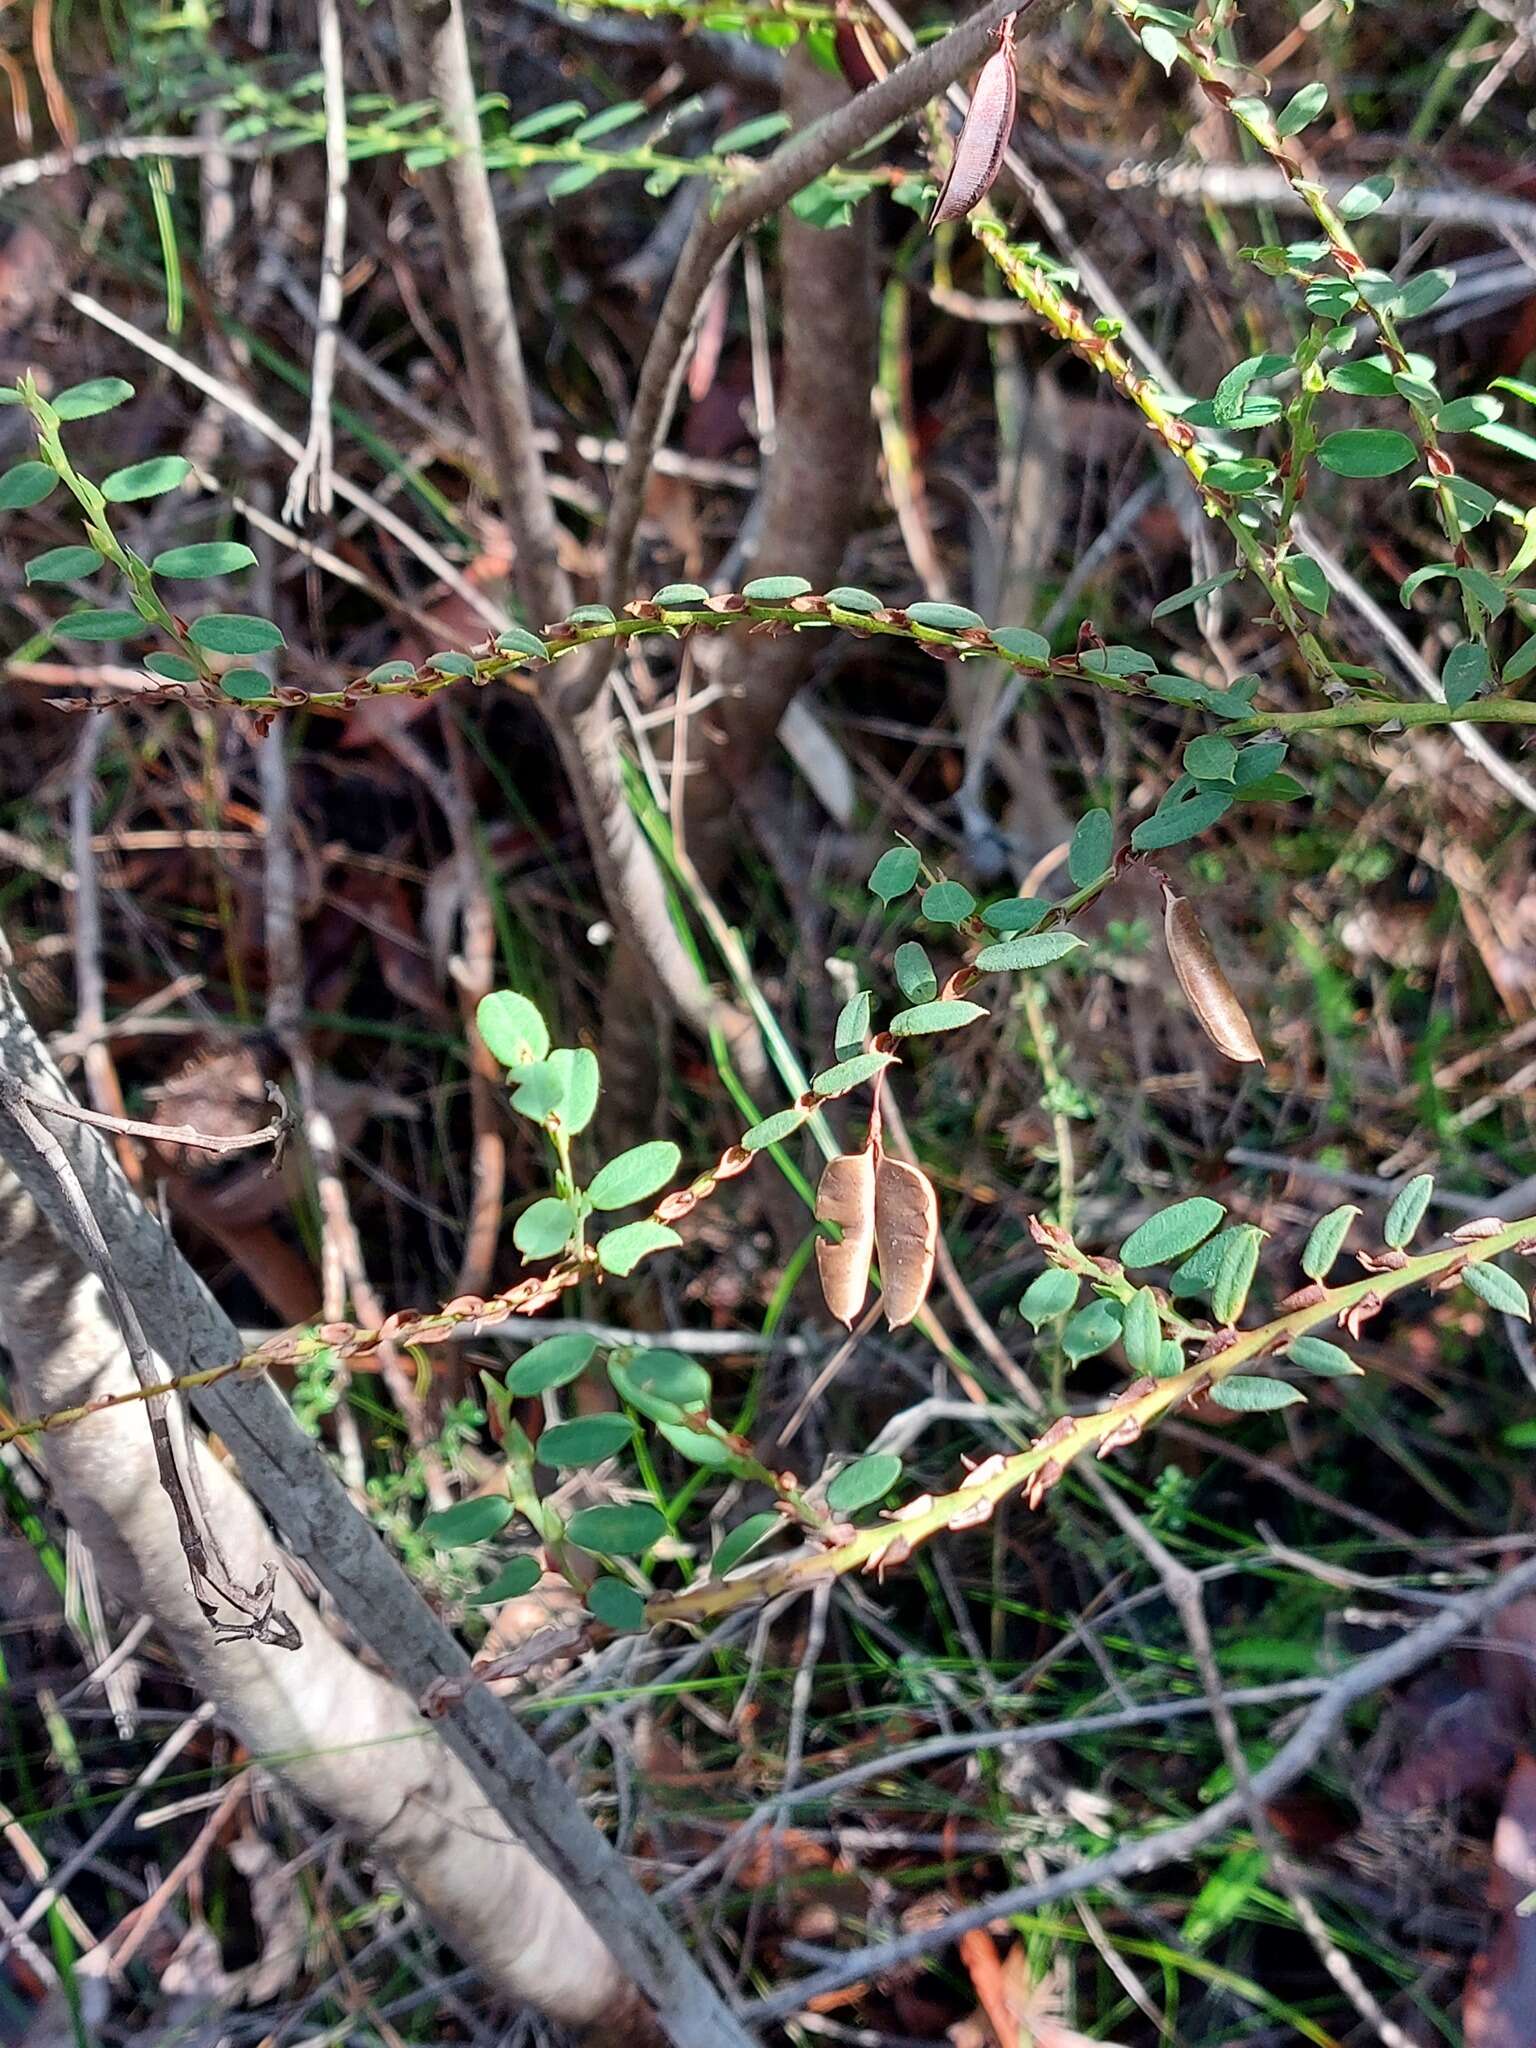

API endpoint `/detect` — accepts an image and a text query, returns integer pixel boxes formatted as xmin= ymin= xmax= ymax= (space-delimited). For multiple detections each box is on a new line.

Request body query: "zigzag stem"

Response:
xmin=646 ymin=1209 xmax=1536 ymax=1622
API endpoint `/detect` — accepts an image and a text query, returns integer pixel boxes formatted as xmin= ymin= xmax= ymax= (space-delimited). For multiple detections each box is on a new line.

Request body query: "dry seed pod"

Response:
xmin=874 ymin=1157 xmax=939 ymax=1328
xmin=929 ymin=17 xmax=1017 ymax=228
xmin=1162 ymin=887 xmax=1265 ymax=1066
xmin=815 ymin=1148 xmax=877 ymax=1328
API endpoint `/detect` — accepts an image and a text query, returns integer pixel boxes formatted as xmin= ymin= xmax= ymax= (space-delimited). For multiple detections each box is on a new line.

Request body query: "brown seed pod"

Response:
xmin=1162 ymin=887 xmax=1265 ymax=1066
xmin=814 ymin=1148 xmax=877 ymax=1328
xmin=929 ymin=18 xmax=1017 ymax=229
xmin=874 ymin=1156 xmax=939 ymax=1328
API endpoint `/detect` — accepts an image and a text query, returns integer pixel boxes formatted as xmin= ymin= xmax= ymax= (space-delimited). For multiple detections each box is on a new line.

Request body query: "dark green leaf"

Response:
xmin=144 ymin=651 xmax=198 ymax=682
xmin=1151 ymin=568 xmax=1239 ymax=621
xmin=586 ymin=1577 xmax=646 ymax=1631
xmin=1317 ymin=429 xmax=1417 ymax=477
xmin=1436 ymin=395 xmax=1502 ymax=433
xmin=1276 ymin=80 xmax=1327 ymax=135
xmin=1062 ymin=1299 xmax=1123 ymax=1362
xmin=506 ymin=1332 xmax=596 ymax=1395
xmin=150 ymin=542 xmax=257 ymax=578
xmin=990 ymin=626 xmax=1051 ymax=663
xmin=188 ymin=613 xmax=285 ymax=654
xmin=219 ymin=670 xmax=268 ymax=702
xmin=1184 ymin=736 xmax=1237 ymax=783
xmin=0 ymin=461 xmax=58 ymax=509
xmin=25 ymin=546 xmax=104 ymax=583
xmin=537 ymin=1414 xmax=635 ymax=1467
xmin=472 ymin=1556 xmax=543 ymax=1602
xmin=101 ymin=455 xmax=191 ymax=501
xmin=1391 ymin=267 xmax=1454 ymax=320
xmin=56 ymin=609 xmax=145 ymax=641
xmin=1442 ymin=642 xmax=1490 ymax=709
xmin=1119 ymin=1197 xmax=1226 ymax=1268
xmin=981 ymin=896 xmax=1049 ymax=933
xmin=711 ymin=1513 xmax=780 ymax=1578
xmin=826 ymin=1453 xmax=902 ymax=1514
xmin=609 ymin=1348 xmax=710 ymax=1425
xmin=1130 ymin=790 xmax=1233 ymax=852
xmin=567 ymin=1503 xmax=667 ymax=1555
xmin=922 ymin=880 xmax=976 ymax=924
xmin=52 ymin=376 xmax=135 ymax=419
xmin=421 ymin=1494 xmax=513 ymax=1546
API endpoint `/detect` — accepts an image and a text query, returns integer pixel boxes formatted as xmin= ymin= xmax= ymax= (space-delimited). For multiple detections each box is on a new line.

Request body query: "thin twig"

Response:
xmin=283 ymin=0 xmax=349 ymax=521
xmin=27 ymin=1083 xmax=292 ymax=1162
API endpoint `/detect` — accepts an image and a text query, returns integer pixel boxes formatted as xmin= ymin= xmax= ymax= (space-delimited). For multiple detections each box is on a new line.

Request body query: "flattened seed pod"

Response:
xmin=874 ymin=1157 xmax=939 ymax=1328
xmin=1163 ymin=888 xmax=1265 ymax=1066
xmin=815 ymin=1148 xmax=877 ymax=1327
xmin=929 ymin=20 xmax=1018 ymax=228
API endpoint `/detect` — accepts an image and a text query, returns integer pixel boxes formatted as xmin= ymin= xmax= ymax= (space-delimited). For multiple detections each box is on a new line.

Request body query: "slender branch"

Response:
xmin=283 ymin=0 xmax=348 ymax=521
xmin=26 ymin=1083 xmax=292 ymax=1161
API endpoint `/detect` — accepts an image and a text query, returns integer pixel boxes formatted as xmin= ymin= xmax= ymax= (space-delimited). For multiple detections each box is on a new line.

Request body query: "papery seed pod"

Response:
xmin=834 ymin=17 xmax=885 ymax=91
xmin=874 ymin=1156 xmax=939 ymax=1328
xmin=1162 ymin=887 xmax=1265 ymax=1065
xmin=815 ymin=1148 xmax=877 ymax=1327
xmin=929 ymin=17 xmax=1017 ymax=229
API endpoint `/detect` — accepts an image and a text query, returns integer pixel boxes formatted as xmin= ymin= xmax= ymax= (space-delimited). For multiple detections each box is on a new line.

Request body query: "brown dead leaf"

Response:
xmin=1163 ymin=886 xmax=1264 ymax=1065
xmin=874 ymin=1155 xmax=938 ymax=1328
xmin=815 ymin=1149 xmax=876 ymax=1326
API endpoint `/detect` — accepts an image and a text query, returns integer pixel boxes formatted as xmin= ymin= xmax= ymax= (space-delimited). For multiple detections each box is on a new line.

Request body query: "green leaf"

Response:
xmin=1437 ymin=394 xmax=1502 ymax=433
xmin=1062 ymin=1299 xmax=1123 ymax=1362
xmin=507 ymin=99 xmax=586 ymax=140
xmin=495 ymin=625 xmax=549 ymax=658
xmin=0 ymin=461 xmax=59 ymax=510
xmin=426 ymin=650 xmax=476 ymax=676
xmin=1337 ymin=174 xmax=1393 ymax=219
xmin=1464 ymin=1261 xmax=1530 ymax=1321
xmin=1119 ymin=1197 xmax=1226 ymax=1268
xmin=567 ymin=1503 xmax=668 ymax=1555
xmin=1210 ymin=1376 xmax=1305 ymax=1413
xmin=547 ymin=164 xmax=603 ymax=200
xmin=974 ymin=931 xmax=1083 ymax=973
xmin=922 ymin=879 xmax=976 ymax=924
xmin=714 ymin=111 xmax=792 ymax=152
xmin=1151 ymin=568 xmax=1239 ymax=621
xmin=144 ymin=651 xmax=199 ymax=682
xmin=1285 ymin=1337 xmax=1362 ymax=1377
xmin=101 ymin=455 xmax=191 ymax=501
xmin=1020 ymin=1268 xmax=1079 ymax=1327
xmin=477 ymin=990 xmax=550 ymax=1068
xmin=1068 ymin=808 xmax=1113 ymax=885
xmin=651 ymin=582 xmax=710 ymax=605
xmin=188 ymin=612 xmax=285 ymax=654
xmin=1302 ymin=1204 xmax=1359 ymax=1281
xmin=25 ymin=546 xmax=105 ymax=583
xmin=573 ymin=99 xmax=645 ymax=142
xmin=1317 ymin=429 xmax=1417 ymax=478
xmin=1506 ymin=637 xmax=1536 ymax=686
xmin=811 ymin=1050 xmax=894 ymax=1097
xmin=741 ymin=1105 xmax=810 ymax=1152
xmin=711 ymin=1512 xmax=780 ymax=1578
xmin=834 ymin=989 xmax=871 ymax=1058
xmin=869 ymin=845 xmax=920 ymax=903
xmin=826 ymin=1453 xmax=902 ymax=1514
xmin=366 ymin=659 xmax=417 ymax=682
xmin=990 ymin=626 xmax=1051 ymax=663
xmin=894 ymin=942 xmax=937 ymax=1004
xmin=1184 ymin=736 xmax=1237 ymax=783
xmin=1210 ymin=1225 xmax=1264 ymax=1324
xmin=1153 ymin=1340 xmax=1186 ymax=1379
xmin=586 ymin=1577 xmax=646 ymax=1631
xmin=825 ymin=585 xmax=883 ymax=615
xmin=1276 ymin=80 xmax=1327 ymax=134
xmin=51 ymin=376 xmax=135 ymax=419
xmin=1442 ymin=642 xmax=1490 ymax=709
xmin=609 ymin=1348 xmax=711 ymax=1425
xmin=1391 ymin=267 xmax=1454 ymax=320
xmin=1170 ymin=1225 xmax=1247 ymax=1297
xmin=1123 ymin=1287 xmax=1163 ymax=1375
xmin=150 ymin=541 xmax=257 ymax=578
xmin=1327 ymin=361 xmax=1397 ymax=397
xmin=512 ymin=1047 xmax=600 ymax=1133
xmin=514 ymin=1197 xmax=576 ymax=1259
xmin=656 ymin=1416 xmax=735 ymax=1466
xmin=981 ymin=896 xmax=1049 ymax=933
xmin=889 ymin=999 xmax=988 ymax=1036
xmin=219 ymin=670 xmax=269 ymax=702
xmin=472 ymin=1556 xmax=543 ymax=1603
xmin=421 ymin=1494 xmax=514 ymax=1546
xmin=1130 ymin=790 xmax=1233 ymax=852
xmin=1384 ymin=1173 xmax=1434 ymax=1249
xmin=506 ymin=1332 xmax=596 ymax=1395
xmin=596 ymin=1220 xmax=682 ymax=1275
xmin=537 ymin=1414 xmax=635 ymax=1467
xmin=742 ymin=574 xmax=812 ymax=601
xmin=56 ymin=609 xmax=146 ymax=641
xmin=588 ymin=1140 xmax=680 ymax=1211
xmin=908 ymin=600 xmax=984 ymax=631
xmin=566 ymin=603 xmax=616 ymax=625
xmin=1234 ymin=741 xmax=1290 ymax=788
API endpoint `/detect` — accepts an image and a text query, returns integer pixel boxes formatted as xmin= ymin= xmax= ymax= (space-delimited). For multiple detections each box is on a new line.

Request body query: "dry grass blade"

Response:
xmin=1163 ymin=887 xmax=1265 ymax=1066
xmin=815 ymin=1148 xmax=877 ymax=1327
xmin=874 ymin=1155 xmax=939 ymax=1328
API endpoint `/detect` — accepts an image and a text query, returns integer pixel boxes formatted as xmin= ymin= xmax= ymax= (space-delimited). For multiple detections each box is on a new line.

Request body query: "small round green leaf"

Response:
xmin=567 ymin=1503 xmax=668 ymax=1555
xmin=537 ymin=1414 xmax=635 ymax=1467
xmin=506 ymin=1332 xmax=597 ymax=1395
xmin=150 ymin=542 xmax=257 ymax=578
xmin=1062 ymin=1299 xmax=1123 ymax=1362
xmin=587 ymin=1140 xmax=680 ymax=1212
xmin=25 ymin=546 xmax=104 ymax=583
xmin=473 ymin=1556 xmax=544 ymax=1603
xmin=219 ymin=670 xmax=269 ymax=702
xmin=596 ymin=1220 xmax=682 ymax=1275
xmin=0 ymin=461 xmax=59 ymax=509
xmin=922 ymin=880 xmax=976 ymax=924
xmin=421 ymin=1494 xmax=514 ymax=1546
xmin=101 ymin=455 xmax=191 ymax=501
xmin=514 ymin=1197 xmax=576 ymax=1259
xmin=609 ymin=1348 xmax=711 ymax=1424
xmin=826 ymin=1453 xmax=902 ymax=1515
xmin=742 ymin=574 xmax=812 ymax=602
xmin=1020 ymin=1268 xmax=1079 ymax=1327
xmin=1119 ymin=1198 xmax=1227 ymax=1269
xmin=495 ymin=625 xmax=549 ymax=659
xmin=188 ymin=612 xmax=285 ymax=655
xmin=1068 ymin=808 xmax=1113 ymax=885
xmin=477 ymin=989 xmax=550 ymax=1068
xmin=869 ymin=846 xmax=920 ymax=904
xmin=586 ymin=1577 xmax=647 ymax=1631
xmin=991 ymin=626 xmax=1051 ymax=663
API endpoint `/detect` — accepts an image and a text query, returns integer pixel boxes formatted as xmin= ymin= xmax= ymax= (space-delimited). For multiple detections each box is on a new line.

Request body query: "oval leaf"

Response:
xmin=588 ymin=1139 xmax=680 ymax=1211
xmin=1383 ymin=1173 xmax=1434 ymax=1250
xmin=102 ymin=455 xmax=191 ymax=501
xmin=1317 ymin=429 xmax=1417 ymax=478
xmin=1119 ymin=1197 xmax=1227 ymax=1269
xmin=1302 ymin=1205 xmax=1360 ymax=1281
xmin=188 ymin=612 xmax=285 ymax=654
xmin=596 ymin=1220 xmax=682 ymax=1275
xmin=150 ymin=541 xmax=257 ymax=578
xmin=869 ymin=845 xmax=920 ymax=904
xmin=890 ymin=999 xmax=988 ymax=1036
xmin=711 ymin=1512 xmax=780 ymax=1578
xmin=586 ymin=1577 xmax=646 ymax=1631
xmin=1210 ymin=1376 xmax=1306 ymax=1412
xmin=567 ymin=1503 xmax=668 ymax=1555
xmin=473 ymin=1556 xmax=544 ymax=1603
xmin=514 ymin=1197 xmax=576 ymax=1259
xmin=975 ymin=932 xmax=1082 ymax=973
xmin=537 ymin=1414 xmax=635 ymax=1467
xmin=1464 ymin=1261 xmax=1531 ymax=1321
xmin=826 ymin=1453 xmax=903 ymax=1514
xmin=609 ymin=1348 xmax=711 ymax=1424
xmin=477 ymin=990 xmax=550 ymax=1069
xmin=506 ymin=1331 xmax=596 ymax=1395
xmin=1020 ymin=1268 xmax=1079 ymax=1327
xmin=421 ymin=1494 xmax=514 ymax=1547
